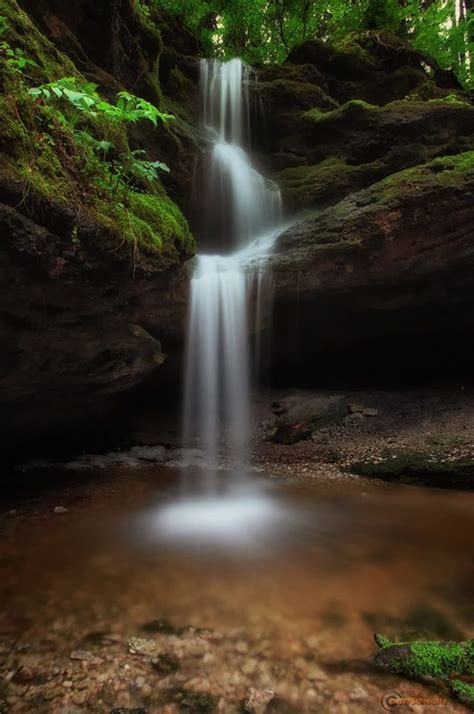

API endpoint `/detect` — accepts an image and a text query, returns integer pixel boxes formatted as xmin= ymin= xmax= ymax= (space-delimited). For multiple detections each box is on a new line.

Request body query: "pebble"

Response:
xmin=53 ymin=506 xmax=69 ymax=514
xmin=70 ymin=650 xmax=103 ymax=665
xmin=235 ymin=640 xmax=249 ymax=653
xmin=242 ymin=658 xmax=258 ymax=675
xmin=127 ymin=637 xmax=156 ymax=655
xmin=244 ymin=686 xmax=275 ymax=713
xmin=306 ymin=664 xmax=327 ymax=682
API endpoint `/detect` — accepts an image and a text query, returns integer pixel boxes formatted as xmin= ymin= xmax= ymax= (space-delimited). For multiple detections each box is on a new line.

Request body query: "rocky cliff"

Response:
xmin=251 ymin=34 xmax=474 ymax=383
xmin=0 ymin=0 xmax=198 ymax=452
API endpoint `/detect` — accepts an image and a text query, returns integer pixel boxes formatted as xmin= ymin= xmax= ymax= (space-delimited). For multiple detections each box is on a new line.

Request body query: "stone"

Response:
xmin=12 ymin=666 xmax=35 ymax=684
xmin=270 ymin=396 xmax=348 ymax=443
xmin=242 ymin=659 xmax=258 ymax=675
xmin=53 ymin=506 xmax=68 ymax=514
xmin=130 ymin=445 xmax=168 ymax=462
xmin=363 ymin=408 xmax=379 ymax=417
xmin=127 ymin=637 xmax=157 ymax=656
xmin=348 ymin=403 xmax=365 ymax=414
xmin=70 ymin=650 xmax=103 ymax=665
xmin=343 ymin=413 xmax=364 ymax=425
xmin=244 ymin=687 xmax=275 ymax=713
xmin=270 ymin=423 xmax=312 ymax=445
xmin=235 ymin=641 xmax=249 ymax=654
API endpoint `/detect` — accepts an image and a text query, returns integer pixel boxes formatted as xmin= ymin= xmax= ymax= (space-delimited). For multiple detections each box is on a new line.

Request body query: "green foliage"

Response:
xmin=0 ymin=1 xmax=194 ymax=268
xmin=26 ymin=77 xmax=172 ymax=201
xmin=28 ymin=78 xmax=173 ymax=128
xmin=0 ymin=14 xmax=38 ymax=74
xmin=153 ymin=0 xmax=474 ymax=88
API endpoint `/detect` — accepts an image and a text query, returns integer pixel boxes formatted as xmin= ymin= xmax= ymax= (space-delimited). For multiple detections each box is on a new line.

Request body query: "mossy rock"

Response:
xmin=351 ymin=450 xmax=474 ymax=490
xmin=274 ymin=98 xmax=474 ymax=208
xmin=372 ymin=634 xmax=474 ymax=707
xmin=276 ymin=150 xmax=474 ymax=255
xmin=0 ymin=0 xmax=195 ymax=272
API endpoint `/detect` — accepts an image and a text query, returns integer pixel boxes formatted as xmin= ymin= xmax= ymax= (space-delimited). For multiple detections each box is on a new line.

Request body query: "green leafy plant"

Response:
xmin=0 ymin=14 xmax=38 ymax=74
xmin=107 ymin=149 xmax=170 ymax=198
xmin=28 ymin=78 xmax=173 ymax=127
xmin=26 ymin=76 xmax=174 ymax=204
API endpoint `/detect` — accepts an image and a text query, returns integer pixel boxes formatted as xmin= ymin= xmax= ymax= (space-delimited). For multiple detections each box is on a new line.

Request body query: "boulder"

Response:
xmin=265 ymin=152 xmax=474 ymax=382
xmin=253 ymin=32 xmax=473 ymax=210
xmin=269 ymin=395 xmax=348 ymax=443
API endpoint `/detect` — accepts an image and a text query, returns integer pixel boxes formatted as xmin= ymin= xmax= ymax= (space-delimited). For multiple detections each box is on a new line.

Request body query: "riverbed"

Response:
xmin=1 ymin=464 xmax=472 ymax=712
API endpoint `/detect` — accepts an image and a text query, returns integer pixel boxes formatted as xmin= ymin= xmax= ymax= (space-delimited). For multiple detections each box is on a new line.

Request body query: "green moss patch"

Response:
xmin=0 ymin=0 xmax=195 ymax=271
xmin=372 ymin=634 xmax=474 ymax=707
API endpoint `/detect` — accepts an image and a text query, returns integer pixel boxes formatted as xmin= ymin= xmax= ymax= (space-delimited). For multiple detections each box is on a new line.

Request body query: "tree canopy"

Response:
xmin=152 ymin=0 xmax=474 ymax=87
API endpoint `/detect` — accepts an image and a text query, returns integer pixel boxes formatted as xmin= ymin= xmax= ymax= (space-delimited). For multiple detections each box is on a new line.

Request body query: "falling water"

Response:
xmin=183 ymin=58 xmax=282 ymax=472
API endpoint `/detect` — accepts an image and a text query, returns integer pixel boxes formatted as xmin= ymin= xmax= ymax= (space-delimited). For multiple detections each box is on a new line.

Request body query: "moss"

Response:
xmin=0 ymin=0 xmax=195 ymax=271
xmin=370 ymin=150 xmax=474 ymax=205
xmin=373 ymin=635 xmax=474 ymax=700
xmin=93 ymin=188 xmax=194 ymax=266
xmin=279 ymin=157 xmax=374 ymax=209
xmin=132 ymin=0 xmax=163 ymax=47
xmin=1 ymin=0 xmax=78 ymax=84
xmin=451 ymin=679 xmax=474 ymax=707
xmin=304 ymin=98 xmax=378 ymax=123
xmin=351 ymin=450 xmax=474 ymax=489
xmin=335 ymin=35 xmax=377 ymax=66
xmin=304 ymin=97 xmax=474 ymax=132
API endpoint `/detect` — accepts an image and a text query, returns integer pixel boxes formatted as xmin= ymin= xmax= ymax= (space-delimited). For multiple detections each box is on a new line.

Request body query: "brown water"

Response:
xmin=0 ymin=467 xmax=473 ymax=712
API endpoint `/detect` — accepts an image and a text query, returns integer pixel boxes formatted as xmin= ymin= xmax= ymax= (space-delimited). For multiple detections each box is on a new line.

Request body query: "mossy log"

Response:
xmin=372 ymin=634 xmax=474 ymax=708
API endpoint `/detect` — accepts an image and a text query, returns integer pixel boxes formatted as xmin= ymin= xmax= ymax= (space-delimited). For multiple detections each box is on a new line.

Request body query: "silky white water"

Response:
xmin=183 ymin=58 xmax=283 ymax=479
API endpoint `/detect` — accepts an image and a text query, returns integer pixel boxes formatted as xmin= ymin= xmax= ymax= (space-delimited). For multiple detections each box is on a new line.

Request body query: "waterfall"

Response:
xmin=183 ymin=58 xmax=282 ymax=472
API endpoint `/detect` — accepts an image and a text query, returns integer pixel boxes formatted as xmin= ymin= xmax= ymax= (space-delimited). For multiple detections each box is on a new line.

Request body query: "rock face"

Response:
xmin=0 ymin=201 xmax=188 ymax=450
xmin=254 ymin=33 xmax=474 ymax=210
xmin=0 ymin=0 xmax=197 ymax=452
xmin=267 ymin=153 xmax=474 ymax=382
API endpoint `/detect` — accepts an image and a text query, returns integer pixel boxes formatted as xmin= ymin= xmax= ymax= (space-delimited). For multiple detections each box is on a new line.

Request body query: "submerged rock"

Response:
xmin=70 ymin=650 xmax=103 ymax=665
xmin=127 ymin=637 xmax=157 ymax=656
xmin=244 ymin=687 xmax=275 ymax=714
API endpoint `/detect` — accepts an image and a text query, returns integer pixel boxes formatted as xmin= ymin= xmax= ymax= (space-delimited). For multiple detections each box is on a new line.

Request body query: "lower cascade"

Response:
xmin=182 ymin=58 xmax=283 ymax=474
xmin=183 ymin=253 xmax=250 ymax=470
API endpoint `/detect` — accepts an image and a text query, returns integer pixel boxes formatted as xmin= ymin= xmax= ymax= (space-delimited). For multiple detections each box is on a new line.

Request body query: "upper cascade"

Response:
xmin=199 ymin=58 xmax=282 ymax=252
xmin=200 ymin=58 xmax=251 ymax=145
